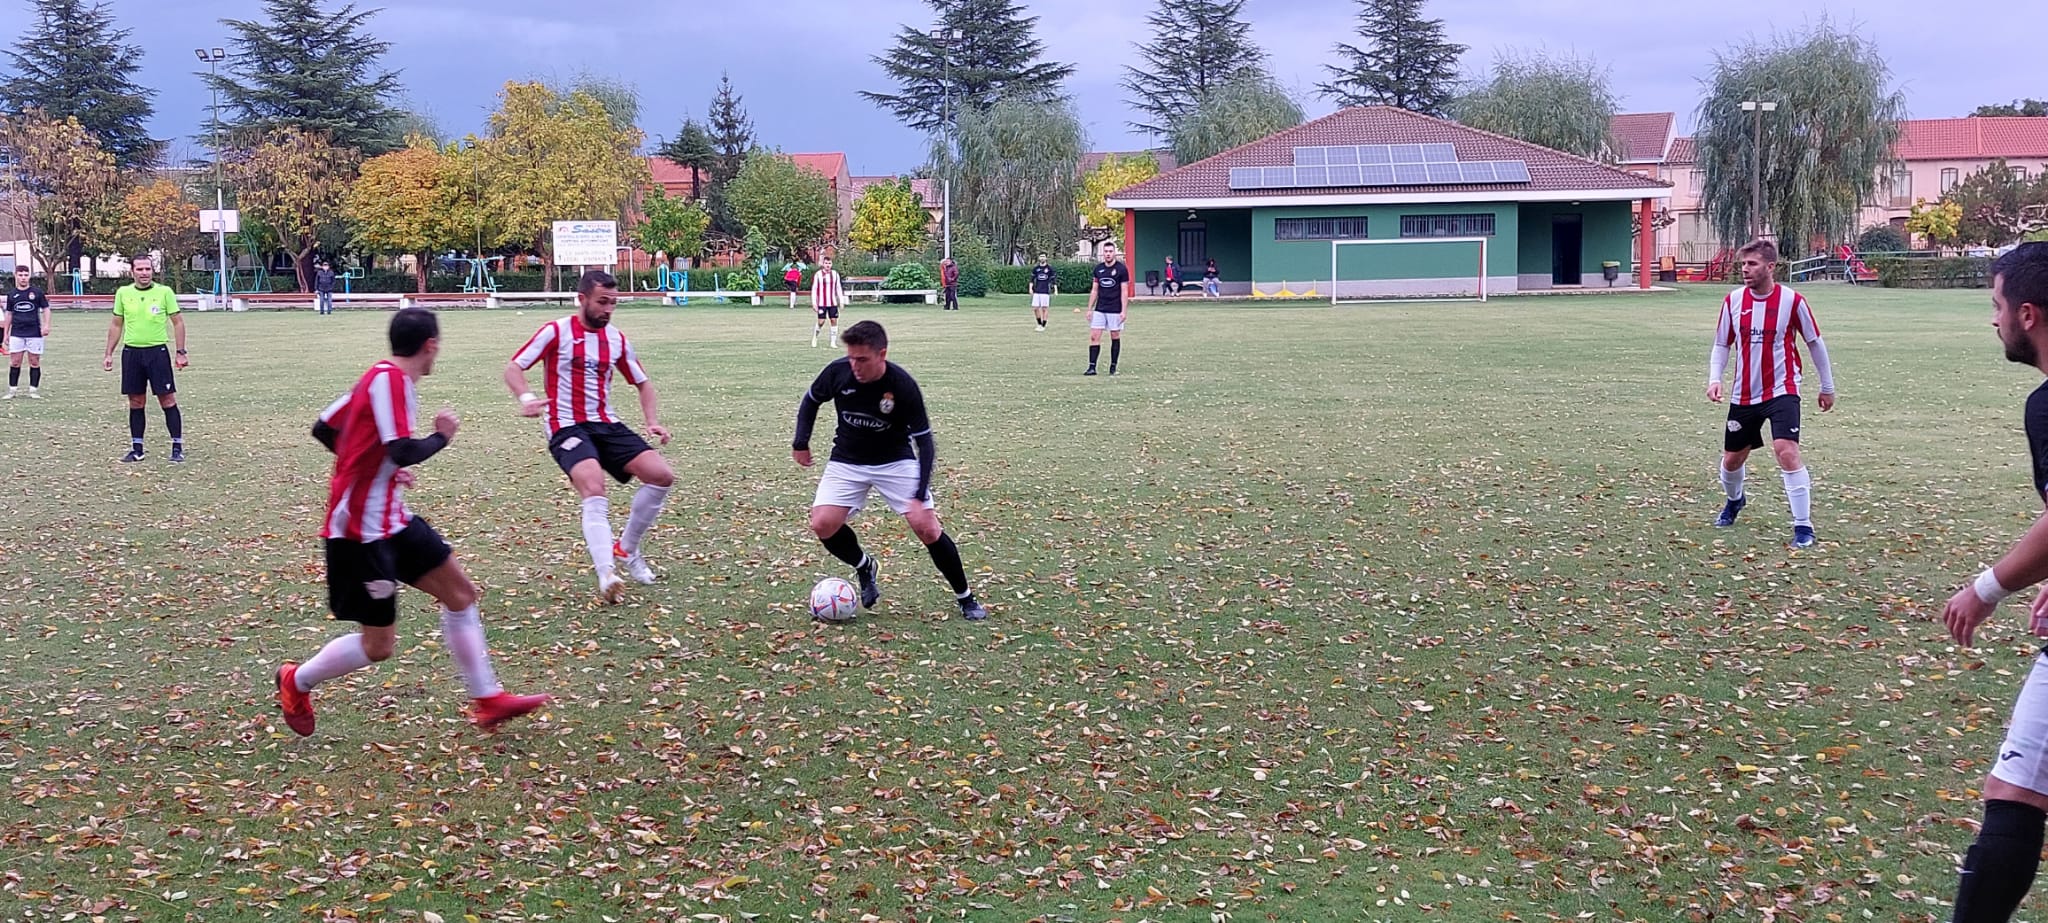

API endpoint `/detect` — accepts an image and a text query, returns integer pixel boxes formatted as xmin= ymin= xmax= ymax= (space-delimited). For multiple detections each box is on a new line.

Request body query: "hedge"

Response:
xmin=1868 ymin=256 xmax=1992 ymax=289
xmin=987 ymin=261 xmax=1096 ymax=294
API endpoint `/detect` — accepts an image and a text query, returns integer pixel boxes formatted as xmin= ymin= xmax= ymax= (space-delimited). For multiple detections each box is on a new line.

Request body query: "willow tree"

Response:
xmin=934 ymin=95 xmax=1085 ymax=264
xmin=1693 ymin=20 xmax=1904 ymax=257
xmin=1170 ymin=74 xmax=1304 ymax=166
xmin=1450 ymin=49 xmax=1617 ymax=160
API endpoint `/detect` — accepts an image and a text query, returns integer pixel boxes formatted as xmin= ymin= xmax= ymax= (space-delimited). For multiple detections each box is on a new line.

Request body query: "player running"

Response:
xmin=4 ymin=265 xmax=50 ymax=398
xmin=275 ymin=308 xmax=550 ymax=736
xmin=1029 ymin=254 xmax=1055 ymax=331
xmin=1937 ymin=243 xmax=2048 ymax=923
xmin=792 ymin=320 xmax=989 ymax=621
xmin=1707 ymin=238 xmax=1837 ymax=547
xmin=505 ymin=270 xmax=677 ymax=604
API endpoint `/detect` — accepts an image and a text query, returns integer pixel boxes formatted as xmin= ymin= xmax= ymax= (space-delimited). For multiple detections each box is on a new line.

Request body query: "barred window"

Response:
xmin=1398 ymin=214 xmax=1497 ymax=237
xmin=1274 ymin=216 xmax=1368 ymax=240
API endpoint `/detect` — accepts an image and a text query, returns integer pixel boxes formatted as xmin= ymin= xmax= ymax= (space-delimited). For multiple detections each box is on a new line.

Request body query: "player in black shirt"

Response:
xmin=1029 ymin=254 xmax=1056 ymax=331
xmin=1940 ymin=243 xmax=2048 ymax=923
xmin=3 ymin=265 xmax=50 ymax=398
xmin=1085 ymin=243 xmax=1131 ymax=375
xmin=792 ymin=320 xmax=988 ymax=621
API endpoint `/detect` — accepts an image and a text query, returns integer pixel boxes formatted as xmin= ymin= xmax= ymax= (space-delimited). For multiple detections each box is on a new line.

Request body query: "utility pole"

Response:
xmin=1740 ymin=99 xmax=1778 ymax=241
xmin=196 ymin=47 xmax=229 ymax=299
xmin=929 ymin=26 xmax=962 ymax=261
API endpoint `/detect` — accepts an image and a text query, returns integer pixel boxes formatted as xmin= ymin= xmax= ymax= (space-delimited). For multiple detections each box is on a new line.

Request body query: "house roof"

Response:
xmin=1667 ymin=136 xmax=1697 ymax=166
xmin=1895 ymin=117 xmax=2048 ymax=161
xmin=1108 ymin=106 xmax=1669 ymax=208
xmin=1080 ymin=150 xmax=1178 ymax=176
xmin=789 ymin=152 xmax=849 ymax=182
xmin=1609 ymin=112 xmax=1675 ymax=163
xmin=647 ymin=156 xmax=695 ymax=186
xmin=851 ymin=175 xmax=936 ymax=205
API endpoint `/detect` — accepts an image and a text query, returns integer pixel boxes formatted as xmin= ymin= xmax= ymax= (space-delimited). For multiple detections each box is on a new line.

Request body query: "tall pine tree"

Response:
xmin=1122 ymin=0 xmax=1265 ymax=139
xmin=862 ymin=0 xmax=1075 ymax=134
xmin=657 ymin=117 xmax=716 ymax=200
xmin=1317 ymin=0 xmax=1464 ymax=116
xmin=704 ymin=75 xmax=754 ymax=236
xmin=207 ymin=0 xmax=404 ymax=154
xmin=0 ymin=0 xmax=157 ymax=169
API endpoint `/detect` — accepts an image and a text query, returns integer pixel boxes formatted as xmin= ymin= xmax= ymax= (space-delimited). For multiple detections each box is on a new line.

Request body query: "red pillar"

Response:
xmin=1123 ymin=210 xmax=1138 ymax=300
xmin=1637 ymin=198 xmax=1655 ymax=290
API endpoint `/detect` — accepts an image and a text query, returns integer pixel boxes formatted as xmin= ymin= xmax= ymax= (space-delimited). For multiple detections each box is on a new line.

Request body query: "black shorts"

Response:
xmin=549 ymin=422 xmax=654 ymax=483
xmin=814 ymin=303 xmax=840 ymax=320
xmin=1725 ymin=395 xmax=1802 ymax=451
xmin=121 ymin=345 xmax=175 ymax=396
xmin=786 ymin=279 xmax=801 ymax=292
xmin=325 ymin=516 xmax=452 ymax=627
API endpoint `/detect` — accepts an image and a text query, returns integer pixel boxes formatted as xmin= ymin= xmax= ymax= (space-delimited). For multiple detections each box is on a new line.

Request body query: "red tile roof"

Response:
xmin=646 ymin=156 xmax=705 ymax=197
xmin=1111 ymin=106 xmax=1669 ymax=202
xmin=1895 ymin=118 xmax=2048 ymax=161
xmin=851 ymin=175 xmax=936 ymax=205
xmin=1666 ymin=136 xmax=1696 ymax=166
xmin=790 ymin=152 xmax=849 ymax=183
xmin=1609 ymin=112 xmax=1674 ymax=163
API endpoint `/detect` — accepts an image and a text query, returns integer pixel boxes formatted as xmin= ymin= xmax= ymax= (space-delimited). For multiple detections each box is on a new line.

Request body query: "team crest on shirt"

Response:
xmin=879 ymin=392 xmax=895 ymax=414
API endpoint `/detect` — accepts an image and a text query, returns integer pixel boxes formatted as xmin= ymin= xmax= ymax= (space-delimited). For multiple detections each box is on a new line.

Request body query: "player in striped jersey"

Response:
xmin=505 ymin=270 xmax=677 ymax=604
xmin=1707 ymin=239 xmax=1838 ymax=547
xmin=275 ymin=308 xmax=550 ymax=737
xmin=1938 ymin=243 xmax=2048 ymax=923
xmin=811 ymin=255 xmax=845 ymax=348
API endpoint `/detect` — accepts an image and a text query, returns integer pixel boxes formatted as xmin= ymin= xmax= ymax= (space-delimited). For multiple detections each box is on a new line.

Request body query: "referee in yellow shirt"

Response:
xmin=101 ymin=256 xmax=188 ymax=463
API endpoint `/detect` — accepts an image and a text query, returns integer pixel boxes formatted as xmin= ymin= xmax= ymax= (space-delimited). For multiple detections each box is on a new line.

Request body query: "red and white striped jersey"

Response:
xmin=811 ymin=269 xmax=843 ymax=307
xmin=1715 ymin=284 xmax=1822 ymax=405
xmin=510 ymin=315 xmax=650 ymax=434
xmin=321 ymin=361 xmax=416 ymax=542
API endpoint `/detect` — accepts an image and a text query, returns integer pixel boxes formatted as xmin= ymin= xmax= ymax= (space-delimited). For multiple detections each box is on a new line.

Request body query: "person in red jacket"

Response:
xmin=940 ymin=258 xmax=959 ymax=310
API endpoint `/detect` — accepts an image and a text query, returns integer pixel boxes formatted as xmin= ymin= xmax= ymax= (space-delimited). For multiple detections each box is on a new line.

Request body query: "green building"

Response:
xmin=1105 ymin=106 xmax=1672 ymax=298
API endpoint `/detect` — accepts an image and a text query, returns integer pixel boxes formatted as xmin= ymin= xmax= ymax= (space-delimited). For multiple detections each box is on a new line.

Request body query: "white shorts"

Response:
xmin=6 ymin=336 xmax=43 ymax=355
xmin=812 ymin=460 xmax=932 ymax=516
xmin=1031 ymin=293 xmax=1051 ymax=308
xmin=1089 ymin=311 xmax=1126 ymax=331
xmin=1992 ymin=652 xmax=2048 ymax=793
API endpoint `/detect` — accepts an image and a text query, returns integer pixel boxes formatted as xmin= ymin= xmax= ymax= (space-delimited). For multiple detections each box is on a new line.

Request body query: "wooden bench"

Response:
xmin=397 ymin=292 xmax=492 ymax=310
xmin=485 ymin=291 xmax=576 ymax=309
xmin=228 ymin=292 xmax=404 ymax=311
xmin=846 ymin=288 xmax=938 ymax=304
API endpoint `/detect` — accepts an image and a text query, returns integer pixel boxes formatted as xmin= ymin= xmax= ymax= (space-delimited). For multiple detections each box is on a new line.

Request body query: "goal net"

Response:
xmin=1330 ymin=237 xmax=1489 ymax=304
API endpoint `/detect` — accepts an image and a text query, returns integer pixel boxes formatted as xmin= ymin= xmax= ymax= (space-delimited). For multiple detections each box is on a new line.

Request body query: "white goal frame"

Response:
xmin=1330 ymin=236 xmax=1489 ymax=304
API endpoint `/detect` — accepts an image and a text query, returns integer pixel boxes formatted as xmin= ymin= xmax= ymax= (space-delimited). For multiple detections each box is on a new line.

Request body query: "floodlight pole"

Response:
xmin=931 ymin=26 xmax=961 ymax=261
xmin=198 ymin=47 xmax=229 ymax=299
xmin=1741 ymin=99 xmax=1778 ymax=241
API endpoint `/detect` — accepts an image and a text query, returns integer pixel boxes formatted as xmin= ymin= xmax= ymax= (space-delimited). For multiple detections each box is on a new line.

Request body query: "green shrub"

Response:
xmin=1867 ymin=256 xmax=1990 ymax=289
xmin=882 ymin=263 xmax=936 ymax=302
xmin=1857 ymin=224 xmax=1909 ymax=254
xmin=985 ymin=260 xmax=1096 ymax=294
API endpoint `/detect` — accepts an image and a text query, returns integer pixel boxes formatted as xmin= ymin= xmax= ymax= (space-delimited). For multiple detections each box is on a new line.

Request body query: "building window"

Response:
xmin=2014 ymin=166 xmax=2032 ymax=183
xmin=1889 ymin=166 xmax=1912 ymax=207
xmin=1941 ymin=167 xmax=1960 ymax=194
xmin=1274 ymin=216 xmax=1367 ymax=241
xmin=1399 ymin=213 xmax=1497 ymax=238
xmin=1690 ymin=170 xmax=1705 ymax=191
xmin=1177 ymin=221 xmax=1208 ymax=267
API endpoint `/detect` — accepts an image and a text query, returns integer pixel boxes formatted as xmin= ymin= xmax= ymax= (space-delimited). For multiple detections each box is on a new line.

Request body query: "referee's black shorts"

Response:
xmin=120 ymin=345 xmax=175 ymax=396
xmin=324 ymin=516 xmax=453 ymax=627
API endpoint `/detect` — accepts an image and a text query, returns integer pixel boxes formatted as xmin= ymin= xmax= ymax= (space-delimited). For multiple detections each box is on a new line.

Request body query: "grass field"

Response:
xmin=0 ymin=284 xmax=2034 ymax=922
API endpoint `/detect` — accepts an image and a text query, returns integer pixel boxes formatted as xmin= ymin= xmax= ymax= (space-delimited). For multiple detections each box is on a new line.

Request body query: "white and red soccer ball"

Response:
xmin=809 ymin=577 xmax=858 ymax=622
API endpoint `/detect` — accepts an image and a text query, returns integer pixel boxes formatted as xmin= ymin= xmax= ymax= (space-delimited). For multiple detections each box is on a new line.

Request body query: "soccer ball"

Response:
xmin=809 ymin=577 xmax=858 ymax=622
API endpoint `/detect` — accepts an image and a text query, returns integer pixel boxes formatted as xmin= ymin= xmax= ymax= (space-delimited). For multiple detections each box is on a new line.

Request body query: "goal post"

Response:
xmin=1330 ymin=237 xmax=1490 ymax=304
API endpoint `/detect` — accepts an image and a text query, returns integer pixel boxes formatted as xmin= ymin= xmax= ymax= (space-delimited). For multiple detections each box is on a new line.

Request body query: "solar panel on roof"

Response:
xmin=1426 ymin=163 xmax=1461 ymax=183
xmin=1393 ymin=163 xmax=1429 ymax=184
xmin=1358 ymin=145 xmax=1390 ymax=165
xmin=1295 ymin=166 xmax=1327 ymax=186
xmin=1390 ymin=144 xmax=1424 ymax=164
xmin=1228 ymin=167 xmax=1264 ymax=189
xmin=1361 ymin=163 xmax=1395 ymax=185
xmin=1493 ymin=160 xmax=1531 ymax=182
xmin=1459 ymin=161 xmax=1496 ymax=182
xmin=1423 ymin=143 xmax=1458 ymax=163
xmin=1328 ymin=164 xmax=1363 ymax=186
xmin=1326 ymin=145 xmax=1360 ymax=165
xmin=1263 ymin=166 xmax=1295 ymax=187
xmin=1293 ymin=146 xmax=1326 ymax=166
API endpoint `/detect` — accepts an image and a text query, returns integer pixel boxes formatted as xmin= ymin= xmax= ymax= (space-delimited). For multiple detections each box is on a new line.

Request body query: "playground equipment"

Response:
xmin=652 ymin=266 xmax=688 ymax=291
xmin=338 ymin=266 xmax=365 ymax=294
xmin=459 ymin=256 xmax=499 ymax=294
xmin=64 ymin=270 xmax=85 ymax=296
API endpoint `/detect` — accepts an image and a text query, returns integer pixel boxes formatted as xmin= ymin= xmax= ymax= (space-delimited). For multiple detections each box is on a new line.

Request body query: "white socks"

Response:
xmin=1719 ymin=463 xmax=1745 ymax=501
xmin=620 ymin=483 xmax=671 ymax=555
xmin=582 ymin=496 xmax=615 ymax=575
xmin=295 ymin=633 xmax=373 ymax=691
xmin=1782 ymin=467 xmax=1812 ymax=527
xmin=440 ymin=605 xmax=501 ymax=698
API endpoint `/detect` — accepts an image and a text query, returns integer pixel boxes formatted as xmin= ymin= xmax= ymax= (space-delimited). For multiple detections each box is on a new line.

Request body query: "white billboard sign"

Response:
xmin=552 ymin=220 xmax=618 ymax=266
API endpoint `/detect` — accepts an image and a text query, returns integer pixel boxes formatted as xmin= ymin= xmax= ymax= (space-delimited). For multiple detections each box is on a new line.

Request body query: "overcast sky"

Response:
xmin=122 ymin=0 xmax=2035 ymax=174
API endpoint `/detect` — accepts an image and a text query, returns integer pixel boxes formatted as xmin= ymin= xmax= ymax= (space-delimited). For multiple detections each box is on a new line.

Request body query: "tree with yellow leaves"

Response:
xmin=115 ymin=179 xmax=203 ymax=291
xmin=0 ymin=108 xmax=124 ymax=289
xmin=1905 ymin=198 xmax=1963 ymax=249
xmin=472 ymin=81 xmax=649 ymax=284
xmin=223 ymin=126 xmax=361 ymax=291
xmin=849 ymin=178 xmax=928 ymax=258
xmin=1075 ymin=154 xmax=1161 ymax=250
xmin=346 ymin=139 xmax=468 ymax=292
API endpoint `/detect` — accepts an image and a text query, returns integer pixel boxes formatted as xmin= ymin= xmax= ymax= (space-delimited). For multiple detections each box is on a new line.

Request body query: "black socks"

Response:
xmin=27 ymin=366 xmax=37 ymax=387
xmin=164 ymin=404 xmax=183 ymax=442
xmin=925 ymin=532 xmax=969 ymax=595
xmin=129 ymin=407 xmax=145 ymax=445
xmin=1088 ymin=344 xmax=1100 ymax=367
xmin=1952 ymin=799 xmax=2046 ymax=922
xmin=1110 ymin=339 xmax=1121 ymax=367
xmin=820 ymin=525 xmax=866 ymax=568
xmin=6 ymin=366 xmax=15 ymax=386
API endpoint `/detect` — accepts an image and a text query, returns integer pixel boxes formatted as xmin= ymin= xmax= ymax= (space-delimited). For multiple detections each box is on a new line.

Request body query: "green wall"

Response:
xmin=1131 ymin=209 xmax=1251 ymax=280
xmin=1249 ymin=204 xmax=1520 ymax=283
xmin=1517 ymin=201 xmax=1637 ymax=280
